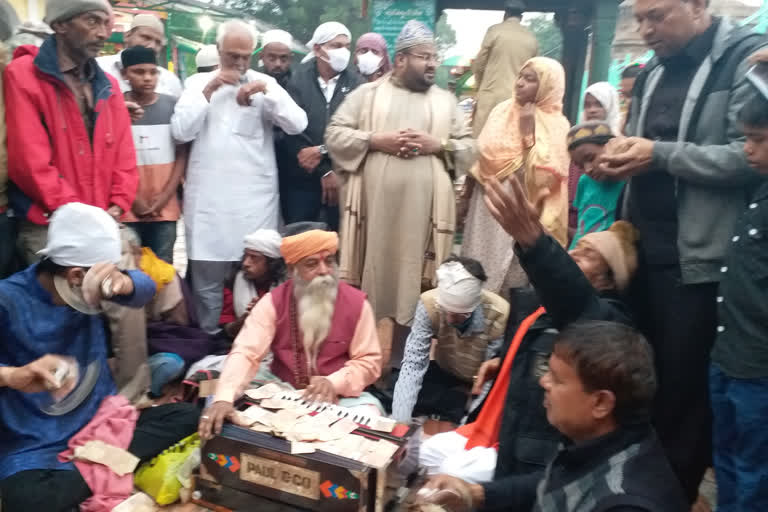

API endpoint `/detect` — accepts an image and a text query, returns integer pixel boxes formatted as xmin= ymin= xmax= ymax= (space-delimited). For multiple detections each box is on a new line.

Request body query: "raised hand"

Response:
xmin=483 ymin=176 xmax=543 ymax=248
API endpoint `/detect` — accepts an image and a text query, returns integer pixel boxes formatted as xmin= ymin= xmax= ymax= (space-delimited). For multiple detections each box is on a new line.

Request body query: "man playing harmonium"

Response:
xmin=199 ymin=224 xmax=383 ymax=440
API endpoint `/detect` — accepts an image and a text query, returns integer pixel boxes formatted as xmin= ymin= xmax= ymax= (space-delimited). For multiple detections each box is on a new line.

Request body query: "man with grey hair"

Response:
xmin=97 ymin=13 xmax=182 ymax=98
xmin=172 ymin=19 xmax=307 ymax=335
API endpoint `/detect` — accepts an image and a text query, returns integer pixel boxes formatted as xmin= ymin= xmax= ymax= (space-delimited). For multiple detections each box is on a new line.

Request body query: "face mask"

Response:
xmin=357 ymin=50 xmax=383 ymax=76
xmin=323 ymin=47 xmax=351 ymax=73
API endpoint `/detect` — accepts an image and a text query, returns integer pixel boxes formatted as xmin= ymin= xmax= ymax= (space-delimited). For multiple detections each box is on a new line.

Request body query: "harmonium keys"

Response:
xmin=269 ymin=391 xmax=398 ymax=434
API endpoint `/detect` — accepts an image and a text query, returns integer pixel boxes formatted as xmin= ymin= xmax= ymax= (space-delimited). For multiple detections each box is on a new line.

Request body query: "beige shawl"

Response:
xmin=338 ymin=75 xmax=456 ymax=287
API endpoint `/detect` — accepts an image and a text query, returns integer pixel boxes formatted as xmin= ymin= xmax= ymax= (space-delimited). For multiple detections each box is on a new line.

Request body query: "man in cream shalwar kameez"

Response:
xmin=326 ymin=21 xmax=474 ymax=334
xmin=172 ymin=21 xmax=307 ymax=334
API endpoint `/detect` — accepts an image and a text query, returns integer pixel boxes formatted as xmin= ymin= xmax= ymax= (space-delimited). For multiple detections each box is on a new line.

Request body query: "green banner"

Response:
xmin=372 ymin=0 xmax=436 ymax=56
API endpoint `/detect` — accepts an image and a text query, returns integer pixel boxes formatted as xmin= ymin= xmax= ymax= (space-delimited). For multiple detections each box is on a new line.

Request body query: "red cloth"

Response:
xmin=220 ymin=287 xmax=236 ymax=325
xmin=456 ymin=307 xmax=546 ymax=450
xmin=58 ymin=395 xmax=139 ymax=512
xmin=4 ymin=43 xmax=138 ymax=225
xmin=270 ymin=280 xmax=366 ymax=388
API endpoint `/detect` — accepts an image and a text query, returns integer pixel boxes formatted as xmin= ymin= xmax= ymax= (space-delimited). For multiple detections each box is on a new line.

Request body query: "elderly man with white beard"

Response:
xmin=199 ymin=226 xmax=383 ymax=440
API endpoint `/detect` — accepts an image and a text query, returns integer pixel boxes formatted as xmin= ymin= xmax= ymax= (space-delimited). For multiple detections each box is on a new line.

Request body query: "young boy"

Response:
xmin=420 ymin=322 xmax=687 ymax=512
xmin=568 ymin=121 xmax=626 ymax=248
xmin=121 ymin=46 xmax=188 ymax=263
xmin=709 ymin=92 xmax=768 ymax=511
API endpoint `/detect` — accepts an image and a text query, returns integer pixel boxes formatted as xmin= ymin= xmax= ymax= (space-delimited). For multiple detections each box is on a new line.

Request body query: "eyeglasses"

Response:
xmin=407 ymin=53 xmax=440 ymax=64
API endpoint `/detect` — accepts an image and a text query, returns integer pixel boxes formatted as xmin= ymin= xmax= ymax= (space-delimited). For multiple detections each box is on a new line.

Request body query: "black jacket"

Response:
xmin=276 ymin=61 xmax=364 ymax=228
xmin=514 ymin=425 xmax=686 ymax=512
xmin=477 ymin=234 xmax=634 ymax=509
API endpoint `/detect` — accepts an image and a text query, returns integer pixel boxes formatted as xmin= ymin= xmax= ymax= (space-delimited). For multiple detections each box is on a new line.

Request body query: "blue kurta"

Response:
xmin=0 ymin=264 xmax=156 ymax=480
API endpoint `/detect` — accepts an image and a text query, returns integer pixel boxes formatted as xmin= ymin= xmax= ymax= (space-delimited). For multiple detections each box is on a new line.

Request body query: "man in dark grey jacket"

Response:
xmin=595 ymin=0 xmax=766 ymax=502
xmin=277 ymin=22 xmax=364 ymax=232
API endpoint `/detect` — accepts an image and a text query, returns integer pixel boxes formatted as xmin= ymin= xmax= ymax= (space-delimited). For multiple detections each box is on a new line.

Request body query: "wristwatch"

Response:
xmin=318 ymin=144 xmax=328 ymax=155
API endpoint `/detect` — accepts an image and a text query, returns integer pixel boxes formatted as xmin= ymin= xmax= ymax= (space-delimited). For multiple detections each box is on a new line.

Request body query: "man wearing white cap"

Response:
xmin=277 ymin=22 xmax=364 ymax=231
xmin=391 ymin=256 xmax=509 ymax=425
xmin=0 ymin=202 xmax=199 ymax=510
xmin=172 ymin=20 xmax=307 ymax=335
xmin=220 ymin=228 xmax=285 ymax=339
xmin=259 ymin=29 xmax=294 ymax=87
xmin=97 ymin=13 xmax=183 ymax=98
xmin=196 ymin=44 xmax=220 ymax=73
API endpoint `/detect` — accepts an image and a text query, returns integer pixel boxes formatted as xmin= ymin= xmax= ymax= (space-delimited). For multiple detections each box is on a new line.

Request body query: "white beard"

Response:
xmin=294 ymin=269 xmax=339 ymax=373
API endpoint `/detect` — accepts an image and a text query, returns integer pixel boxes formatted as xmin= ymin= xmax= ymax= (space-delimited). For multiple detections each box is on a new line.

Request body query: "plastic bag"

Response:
xmin=134 ymin=433 xmax=200 ymax=505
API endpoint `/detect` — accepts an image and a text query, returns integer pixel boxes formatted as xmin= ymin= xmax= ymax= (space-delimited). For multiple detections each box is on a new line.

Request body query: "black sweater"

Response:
xmin=276 ymin=61 xmax=364 ymax=218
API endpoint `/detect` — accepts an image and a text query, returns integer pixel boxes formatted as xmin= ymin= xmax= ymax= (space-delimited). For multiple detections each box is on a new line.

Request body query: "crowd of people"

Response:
xmin=1 ymin=0 xmax=768 ymax=510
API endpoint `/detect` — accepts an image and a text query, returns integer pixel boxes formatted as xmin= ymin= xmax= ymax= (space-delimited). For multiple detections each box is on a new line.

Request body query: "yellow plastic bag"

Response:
xmin=134 ymin=433 xmax=200 ymax=505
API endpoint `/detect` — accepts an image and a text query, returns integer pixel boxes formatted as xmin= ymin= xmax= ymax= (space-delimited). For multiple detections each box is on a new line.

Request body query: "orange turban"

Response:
xmin=280 ymin=230 xmax=339 ymax=265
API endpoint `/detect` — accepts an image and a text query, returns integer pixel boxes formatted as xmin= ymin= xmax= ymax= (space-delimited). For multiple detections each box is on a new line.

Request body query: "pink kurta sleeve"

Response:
xmin=214 ymin=293 xmax=277 ymax=403
xmin=325 ymin=301 xmax=382 ymax=397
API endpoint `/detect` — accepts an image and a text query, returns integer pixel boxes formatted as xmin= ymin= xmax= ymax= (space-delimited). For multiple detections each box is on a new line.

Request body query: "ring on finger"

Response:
xmin=202 ymin=415 xmax=210 ymax=420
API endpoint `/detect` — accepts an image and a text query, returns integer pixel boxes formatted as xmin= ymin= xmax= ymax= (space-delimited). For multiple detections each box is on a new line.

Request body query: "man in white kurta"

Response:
xmin=172 ymin=20 xmax=307 ymax=334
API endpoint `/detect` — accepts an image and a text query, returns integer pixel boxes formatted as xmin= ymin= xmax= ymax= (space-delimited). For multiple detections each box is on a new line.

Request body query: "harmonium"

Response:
xmin=194 ymin=384 xmax=419 ymax=512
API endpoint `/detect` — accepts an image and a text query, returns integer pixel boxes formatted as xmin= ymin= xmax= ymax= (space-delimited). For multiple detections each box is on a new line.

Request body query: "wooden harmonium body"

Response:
xmin=196 ymin=408 xmax=418 ymax=512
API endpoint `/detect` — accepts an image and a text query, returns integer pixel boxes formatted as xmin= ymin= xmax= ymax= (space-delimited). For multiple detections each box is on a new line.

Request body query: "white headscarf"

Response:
xmin=583 ymin=82 xmax=621 ymax=135
xmin=301 ymin=22 xmax=351 ymax=63
xmin=37 ymin=203 xmax=121 ymax=267
xmin=436 ymin=261 xmax=484 ymax=314
xmin=243 ymin=229 xmax=282 ymax=259
xmin=262 ymin=29 xmax=293 ymax=49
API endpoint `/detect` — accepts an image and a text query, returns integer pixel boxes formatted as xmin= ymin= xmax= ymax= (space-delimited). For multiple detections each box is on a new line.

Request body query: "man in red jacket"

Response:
xmin=4 ymin=0 xmax=138 ymax=265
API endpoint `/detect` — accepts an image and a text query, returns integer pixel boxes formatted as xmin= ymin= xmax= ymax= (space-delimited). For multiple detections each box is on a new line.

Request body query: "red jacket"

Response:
xmin=4 ymin=39 xmax=138 ymax=225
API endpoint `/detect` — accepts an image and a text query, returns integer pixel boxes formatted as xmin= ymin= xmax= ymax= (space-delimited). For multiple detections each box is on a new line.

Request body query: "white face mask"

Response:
xmin=357 ymin=50 xmax=383 ymax=76
xmin=322 ymin=47 xmax=351 ymax=73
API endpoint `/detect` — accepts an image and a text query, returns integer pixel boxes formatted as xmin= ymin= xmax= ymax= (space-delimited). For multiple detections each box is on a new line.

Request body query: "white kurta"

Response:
xmin=172 ymin=70 xmax=308 ymax=261
xmin=97 ymin=52 xmax=183 ymax=98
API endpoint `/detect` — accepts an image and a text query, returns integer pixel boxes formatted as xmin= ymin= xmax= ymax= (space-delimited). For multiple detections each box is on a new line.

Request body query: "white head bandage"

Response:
xmin=301 ymin=22 xmax=351 ymax=63
xmin=37 ymin=203 xmax=121 ymax=267
xmin=436 ymin=261 xmax=484 ymax=314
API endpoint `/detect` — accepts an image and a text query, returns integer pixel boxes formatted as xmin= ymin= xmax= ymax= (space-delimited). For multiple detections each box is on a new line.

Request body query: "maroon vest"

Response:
xmin=270 ymin=280 xmax=366 ymax=388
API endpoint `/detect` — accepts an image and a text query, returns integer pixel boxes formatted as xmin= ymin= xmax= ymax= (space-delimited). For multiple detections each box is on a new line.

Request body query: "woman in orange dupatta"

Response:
xmin=461 ymin=57 xmax=570 ymax=296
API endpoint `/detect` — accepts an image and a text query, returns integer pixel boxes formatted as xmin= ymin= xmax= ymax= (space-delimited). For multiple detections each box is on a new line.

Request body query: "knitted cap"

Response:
xmin=395 ymin=20 xmax=434 ymax=53
xmin=45 ymin=0 xmax=112 ymax=25
xmin=577 ymin=221 xmax=640 ymax=292
xmin=121 ymin=46 xmax=157 ymax=68
xmin=567 ymin=121 xmax=614 ymax=150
